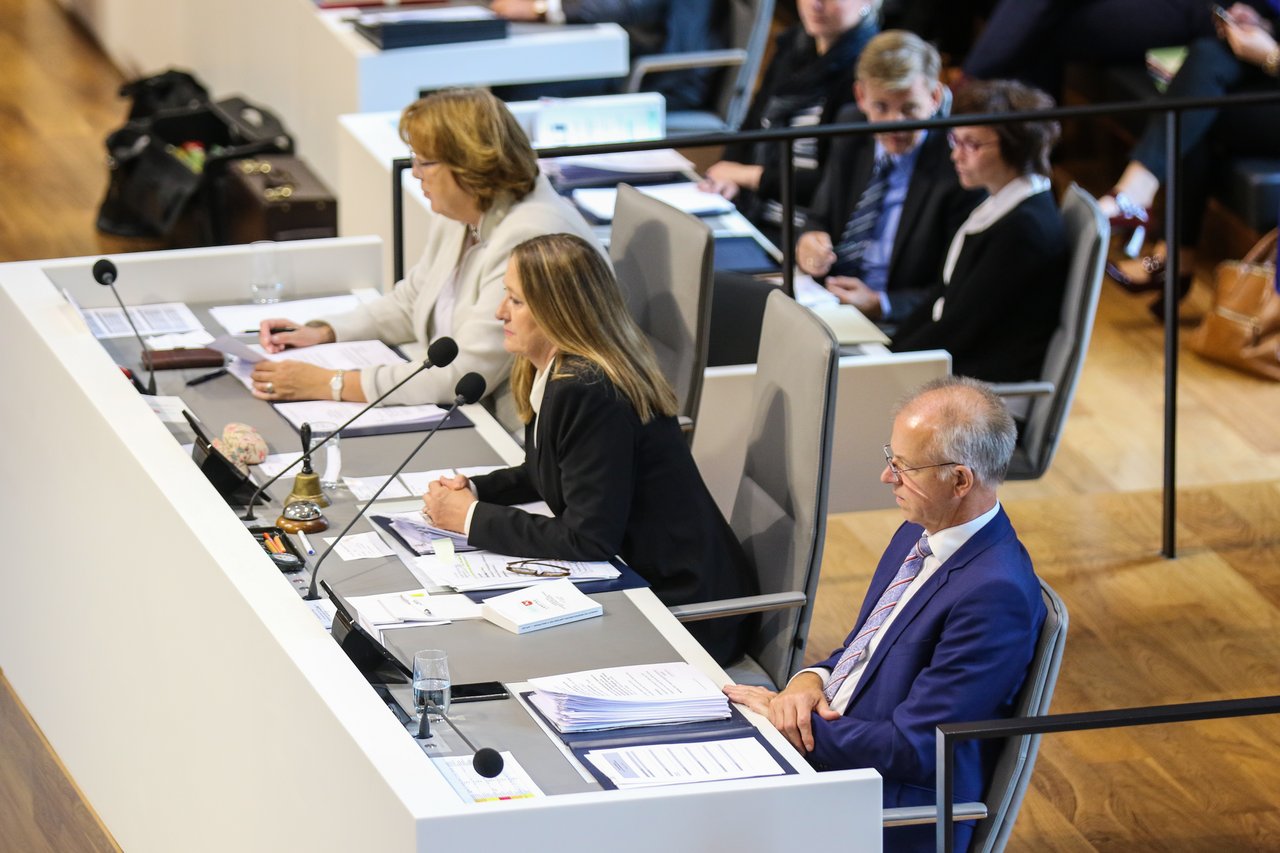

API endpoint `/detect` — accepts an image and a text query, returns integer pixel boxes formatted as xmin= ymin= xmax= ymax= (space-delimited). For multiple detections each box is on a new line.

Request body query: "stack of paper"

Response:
xmin=374 ymin=510 xmax=476 ymax=555
xmin=413 ymin=550 xmax=620 ymax=593
xmin=527 ymin=662 xmax=730 ymax=733
xmin=571 ymin=182 xmax=735 ymax=222
xmin=347 ymin=588 xmax=482 ymax=633
xmin=481 ymin=579 xmax=602 ymax=634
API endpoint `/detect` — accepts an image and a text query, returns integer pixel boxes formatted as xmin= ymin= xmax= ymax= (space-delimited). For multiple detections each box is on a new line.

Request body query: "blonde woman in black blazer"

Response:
xmin=423 ymin=233 xmax=757 ymax=665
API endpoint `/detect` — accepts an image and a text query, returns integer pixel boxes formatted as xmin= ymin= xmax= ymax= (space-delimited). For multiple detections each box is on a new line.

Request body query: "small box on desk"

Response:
xmin=248 ymin=525 xmax=306 ymax=573
xmin=221 ymin=155 xmax=338 ymax=244
xmin=352 ymin=6 xmax=508 ymax=49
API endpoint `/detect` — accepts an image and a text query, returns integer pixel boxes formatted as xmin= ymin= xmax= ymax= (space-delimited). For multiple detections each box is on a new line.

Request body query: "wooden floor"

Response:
xmin=3 ymin=0 xmax=1280 ymax=849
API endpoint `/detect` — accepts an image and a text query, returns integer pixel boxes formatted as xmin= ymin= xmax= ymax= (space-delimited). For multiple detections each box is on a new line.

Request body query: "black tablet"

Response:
xmin=713 ymin=235 xmax=782 ymax=275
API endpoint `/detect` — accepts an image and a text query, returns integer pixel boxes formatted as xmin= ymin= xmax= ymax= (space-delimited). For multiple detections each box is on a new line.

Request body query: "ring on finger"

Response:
xmin=265 ymin=382 xmax=275 ymax=394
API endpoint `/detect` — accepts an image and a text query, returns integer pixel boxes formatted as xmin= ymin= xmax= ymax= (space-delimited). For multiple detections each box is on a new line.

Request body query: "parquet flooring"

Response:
xmin=3 ymin=0 xmax=1280 ymax=849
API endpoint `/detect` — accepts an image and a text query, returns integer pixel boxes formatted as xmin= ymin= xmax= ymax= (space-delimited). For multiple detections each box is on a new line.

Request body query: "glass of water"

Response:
xmin=413 ymin=649 xmax=451 ymax=721
xmin=249 ymin=240 xmax=286 ymax=304
xmin=307 ymin=420 xmax=342 ymax=490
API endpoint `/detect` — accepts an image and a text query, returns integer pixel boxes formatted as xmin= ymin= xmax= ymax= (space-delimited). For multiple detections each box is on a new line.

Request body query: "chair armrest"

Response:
xmin=881 ymin=802 xmax=988 ymax=827
xmin=989 ymin=381 xmax=1055 ymax=399
xmin=670 ymin=591 xmax=806 ymax=623
xmin=626 ymin=49 xmax=747 ymax=93
xmin=678 ymin=414 xmax=694 ymax=435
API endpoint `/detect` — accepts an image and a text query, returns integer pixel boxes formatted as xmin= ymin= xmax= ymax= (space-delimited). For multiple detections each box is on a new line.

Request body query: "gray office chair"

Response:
xmin=611 ymin=183 xmax=715 ymax=433
xmin=992 ymin=183 xmax=1108 ymax=479
xmin=881 ymin=579 xmax=1070 ymax=851
xmin=670 ymin=291 xmax=839 ymax=689
xmin=624 ymin=0 xmax=775 ymax=134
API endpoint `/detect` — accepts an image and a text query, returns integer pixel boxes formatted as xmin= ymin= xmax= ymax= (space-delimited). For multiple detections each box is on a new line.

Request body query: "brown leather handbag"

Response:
xmin=1188 ymin=229 xmax=1280 ymax=380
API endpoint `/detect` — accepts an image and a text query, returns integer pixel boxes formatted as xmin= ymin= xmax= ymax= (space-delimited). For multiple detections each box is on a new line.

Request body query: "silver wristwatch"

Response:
xmin=330 ymin=369 xmax=345 ymax=402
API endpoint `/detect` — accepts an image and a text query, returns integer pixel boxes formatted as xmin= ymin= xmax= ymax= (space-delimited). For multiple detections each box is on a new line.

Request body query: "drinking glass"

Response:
xmin=413 ymin=649 xmax=451 ymax=721
xmin=308 ymin=420 xmax=342 ymax=490
xmin=248 ymin=240 xmax=286 ymax=304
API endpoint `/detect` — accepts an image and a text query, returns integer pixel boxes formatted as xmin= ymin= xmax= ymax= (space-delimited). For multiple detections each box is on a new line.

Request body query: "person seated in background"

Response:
xmin=251 ymin=88 xmax=604 ymax=433
xmin=1098 ymin=3 xmax=1280 ymax=311
xmin=422 ymin=233 xmax=759 ymax=665
xmin=890 ymin=79 xmax=1068 ymax=383
xmin=700 ymin=0 xmax=881 ymax=244
xmin=797 ymin=29 xmax=984 ymax=330
xmin=726 ymin=376 xmax=1047 ymax=853
xmin=960 ymin=0 xmax=1224 ymax=99
xmin=489 ymin=0 xmax=726 ymax=111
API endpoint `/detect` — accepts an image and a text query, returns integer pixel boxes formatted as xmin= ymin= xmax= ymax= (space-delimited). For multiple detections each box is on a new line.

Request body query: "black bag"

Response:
xmin=96 ymin=70 xmax=294 ymax=243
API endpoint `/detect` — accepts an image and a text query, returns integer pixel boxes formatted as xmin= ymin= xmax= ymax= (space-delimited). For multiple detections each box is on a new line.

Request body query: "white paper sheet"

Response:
xmin=433 ymin=752 xmax=543 ymax=804
xmin=584 ymin=738 xmax=784 ymax=788
xmin=343 ymin=474 xmax=413 ymax=501
xmin=571 ymin=182 xmax=735 ymax=222
xmin=81 ymin=302 xmax=204 ymax=339
xmin=208 ymin=294 xmax=363 ymax=335
xmin=323 ymin=530 xmax=395 ymax=560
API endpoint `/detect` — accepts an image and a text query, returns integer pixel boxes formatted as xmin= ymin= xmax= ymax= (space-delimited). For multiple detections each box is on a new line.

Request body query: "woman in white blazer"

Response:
xmin=251 ymin=88 xmax=603 ymax=431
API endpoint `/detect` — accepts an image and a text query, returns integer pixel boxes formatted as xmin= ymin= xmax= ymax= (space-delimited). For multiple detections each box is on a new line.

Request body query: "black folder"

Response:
xmin=353 ymin=8 xmax=508 ymax=50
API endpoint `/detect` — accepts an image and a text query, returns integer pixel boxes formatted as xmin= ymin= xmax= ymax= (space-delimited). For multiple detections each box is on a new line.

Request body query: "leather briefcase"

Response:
xmin=220 ymin=155 xmax=337 ymax=244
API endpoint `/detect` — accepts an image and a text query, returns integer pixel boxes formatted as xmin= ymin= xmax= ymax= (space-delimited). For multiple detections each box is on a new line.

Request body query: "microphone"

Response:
xmin=417 ymin=707 xmax=505 ymax=778
xmin=304 ymin=371 xmax=486 ymax=600
xmin=241 ymin=336 xmax=459 ymax=520
xmin=94 ymin=258 xmax=156 ymax=395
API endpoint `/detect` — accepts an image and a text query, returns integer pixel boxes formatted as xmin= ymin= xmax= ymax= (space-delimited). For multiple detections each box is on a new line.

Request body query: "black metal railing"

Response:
xmin=392 ymin=89 xmax=1280 ymax=558
xmin=934 ymin=693 xmax=1280 ymax=852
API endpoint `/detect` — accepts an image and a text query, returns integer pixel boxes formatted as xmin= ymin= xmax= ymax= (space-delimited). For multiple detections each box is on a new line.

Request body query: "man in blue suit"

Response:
xmin=725 ymin=375 xmax=1046 ymax=853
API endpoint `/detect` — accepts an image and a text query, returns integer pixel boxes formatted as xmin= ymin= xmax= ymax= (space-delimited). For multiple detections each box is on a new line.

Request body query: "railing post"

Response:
xmin=936 ymin=728 xmax=956 ymax=853
xmin=1161 ymin=111 xmax=1181 ymax=559
xmin=779 ymin=138 xmax=795 ymax=297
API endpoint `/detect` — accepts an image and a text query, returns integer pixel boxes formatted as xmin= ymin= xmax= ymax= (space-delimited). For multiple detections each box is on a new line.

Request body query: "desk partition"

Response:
xmin=0 ymin=238 xmax=880 ymax=852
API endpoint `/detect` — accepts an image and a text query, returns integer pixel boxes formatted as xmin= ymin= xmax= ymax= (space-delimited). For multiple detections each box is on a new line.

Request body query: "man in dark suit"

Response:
xmin=798 ymin=30 xmax=983 ymax=329
xmin=726 ymin=376 xmax=1046 ymax=853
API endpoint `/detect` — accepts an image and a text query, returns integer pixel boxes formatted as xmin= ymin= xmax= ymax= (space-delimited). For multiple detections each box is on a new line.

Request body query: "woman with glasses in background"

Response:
xmin=251 ymin=88 xmax=602 ymax=432
xmin=422 ymin=233 xmax=758 ymax=666
xmin=889 ymin=78 xmax=1068 ymax=384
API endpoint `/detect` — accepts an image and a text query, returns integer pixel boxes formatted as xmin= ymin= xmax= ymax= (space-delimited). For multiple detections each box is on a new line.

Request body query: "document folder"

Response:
xmin=353 ymin=7 xmax=508 ymax=50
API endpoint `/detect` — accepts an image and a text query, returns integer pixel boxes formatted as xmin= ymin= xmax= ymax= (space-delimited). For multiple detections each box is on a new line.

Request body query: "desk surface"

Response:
xmin=1 ymin=241 xmax=882 ymax=852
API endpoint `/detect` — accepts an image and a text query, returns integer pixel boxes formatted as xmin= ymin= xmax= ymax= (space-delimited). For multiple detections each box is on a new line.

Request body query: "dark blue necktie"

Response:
xmin=831 ymin=155 xmax=893 ymax=279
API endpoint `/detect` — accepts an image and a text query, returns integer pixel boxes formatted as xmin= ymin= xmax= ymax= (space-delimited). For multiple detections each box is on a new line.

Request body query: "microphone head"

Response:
xmin=92 ymin=258 xmax=118 ymax=285
xmin=454 ymin=373 xmax=486 ymax=405
xmin=426 ymin=336 xmax=459 ymax=368
xmin=472 ymin=747 xmax=504 ymax=778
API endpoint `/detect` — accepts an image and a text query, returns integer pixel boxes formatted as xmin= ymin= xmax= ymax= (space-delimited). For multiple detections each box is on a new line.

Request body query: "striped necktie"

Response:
xmin=823 ymin=534 xmax=931 ymax=704
xmin=830 ymin=154 xmax=894 ymax=279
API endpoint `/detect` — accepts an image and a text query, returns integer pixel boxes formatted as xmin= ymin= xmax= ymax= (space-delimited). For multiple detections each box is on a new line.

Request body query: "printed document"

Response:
xmin=527 ymin=662 xmax=730 ymax=732
xmin=413 ymin=550 xmax=619 ymax=592
xmin=584 ymin=737 xmax=785 ymax=788
xmin=81 ymin=302 xmax=203 ymax=339
xmin=434 ymin=752 xmax=543 ymax=804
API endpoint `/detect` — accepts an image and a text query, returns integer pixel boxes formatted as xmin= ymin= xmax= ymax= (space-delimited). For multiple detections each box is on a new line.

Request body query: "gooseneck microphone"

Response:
xmin=417 ymin=707 xmax=505 ymax=778
xmin=94 ymin=258 xmax=156 ymax=395
xmin=241 ymin=336 xmax=459 ymax=520
xmin=304 ymin=372 xmax=486 ymax=600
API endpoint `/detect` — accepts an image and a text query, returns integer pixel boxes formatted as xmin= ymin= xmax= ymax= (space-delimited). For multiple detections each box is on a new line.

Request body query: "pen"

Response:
xmin=239 ymin=326 xmax=297 ymax=335
xmin=186 ymin=367 xmax=228 ymax=386
xmin=297 ymin=530 xmax=315 ymax=556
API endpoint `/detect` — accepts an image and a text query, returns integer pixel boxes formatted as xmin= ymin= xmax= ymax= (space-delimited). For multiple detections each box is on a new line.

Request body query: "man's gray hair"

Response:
xmin=895 ymin=375 xmax=1017 ymax=485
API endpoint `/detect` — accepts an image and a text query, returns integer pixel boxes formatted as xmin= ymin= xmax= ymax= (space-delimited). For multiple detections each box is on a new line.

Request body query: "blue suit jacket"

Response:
xmin=810 ymin=508 xmax=1045 ymax=848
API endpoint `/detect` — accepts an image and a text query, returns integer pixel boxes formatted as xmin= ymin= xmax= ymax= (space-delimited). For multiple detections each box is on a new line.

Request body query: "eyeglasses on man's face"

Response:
xmin=882 ymin=444 xmax=959 ymax=482
xmin=946 ymin=131 xmax=1000 ymax=155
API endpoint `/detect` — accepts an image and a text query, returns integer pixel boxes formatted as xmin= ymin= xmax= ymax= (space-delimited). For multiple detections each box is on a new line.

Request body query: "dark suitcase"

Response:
xmin=220 ymin=155 xmax=338 ymax=244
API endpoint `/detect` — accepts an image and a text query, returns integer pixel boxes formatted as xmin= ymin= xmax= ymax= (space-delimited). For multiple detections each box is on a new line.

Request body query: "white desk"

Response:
xmin=60 ymin=0 xmax=627 ymax=181
xmin=0 ymin=238 xmax=881 ymax=852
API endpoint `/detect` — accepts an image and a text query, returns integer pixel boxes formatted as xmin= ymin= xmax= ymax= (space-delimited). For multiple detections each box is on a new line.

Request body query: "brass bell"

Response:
xmin=285 ymin=422 xmax=330 ymax=508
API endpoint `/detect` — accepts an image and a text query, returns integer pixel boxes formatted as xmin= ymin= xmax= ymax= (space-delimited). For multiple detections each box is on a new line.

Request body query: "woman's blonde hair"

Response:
xmin=507 ymin=233 xmax=678 ymax=425
xmin=399 ymin=88 xmax=539 ymax=211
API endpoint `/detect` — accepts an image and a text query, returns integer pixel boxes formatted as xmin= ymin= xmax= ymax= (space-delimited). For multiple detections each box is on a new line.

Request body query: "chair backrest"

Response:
xmin=1013 ymin=183 xmax=1109 ymax=477
xmin=716 ymin=0 xmax=776 ymax=130
xmin=661 ymin=0 xmax=776 ymax=133
xmin=969 ymin=579 xmax=1069 ymax=853
xmin=610 ymin=183 xmax=715 ymax=426
xmin=731 ymin=291 xmax=839 ymax=688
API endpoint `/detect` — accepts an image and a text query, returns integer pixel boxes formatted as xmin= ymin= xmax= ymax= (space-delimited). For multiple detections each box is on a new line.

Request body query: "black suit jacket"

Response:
xmin=804 ymin=112 xmax=984 ymax=324
xmin=891 ymin=190 xmax=1068 ymax=383
xmin=468 ymin=357 xmax=758 ymax=664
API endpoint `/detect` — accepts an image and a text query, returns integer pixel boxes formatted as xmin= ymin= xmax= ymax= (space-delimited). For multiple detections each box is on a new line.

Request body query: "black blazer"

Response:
xmin=891 ymin=190 xmax=1068 ymax=383
xmin=804 ymin=113 xmax=984 ymax=324
xmin=468 ymin=357 xmax=758 ymax=664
